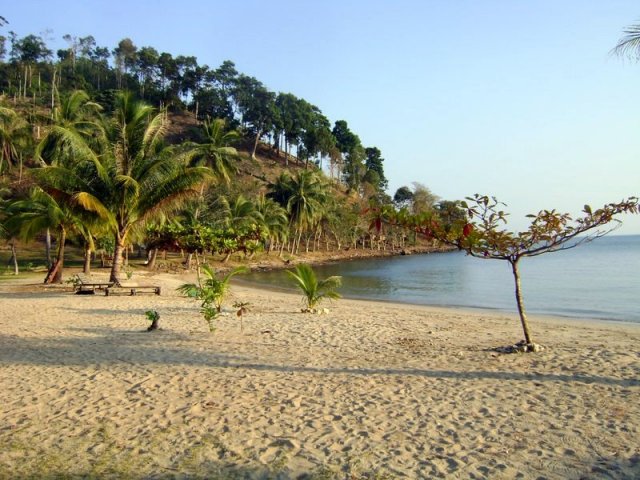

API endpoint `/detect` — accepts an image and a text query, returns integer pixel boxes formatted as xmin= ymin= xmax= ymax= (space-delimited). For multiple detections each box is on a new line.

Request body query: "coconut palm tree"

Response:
xmin=36 ymin=90 xmax=103 ymax=166
xmin=255 ymin=194 xmax=288 ymax=254
xmin=39 ymin=92 xmax=210 ymax=284
xmin=220 ymin=194 xmax=263 ymax=229
xmin=36 ymin=89 xmax=104 ymax=267
xmin=287 ymin=263 xmax=341 ymax=311
xmin=0 ymin=106 xmax=31 ymax=176
xmin=612 ymin=22 xmax=640 ymax=59
xmin=178 ymin=118 xmax=240 ymax=268
xmin=5 ymin=187 xmax=91 ymax=283
xmin=90 ymin=92 xmax=212 ymax=284
xmin=268 ymin=170 xmax=327 ymax=254
xmin=185 ymin=118 xmax=240 ymax=184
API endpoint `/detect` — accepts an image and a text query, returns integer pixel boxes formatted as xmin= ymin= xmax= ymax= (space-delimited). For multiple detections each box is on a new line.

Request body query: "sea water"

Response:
xmin=242 ymin=235 xmax=640 ymax=322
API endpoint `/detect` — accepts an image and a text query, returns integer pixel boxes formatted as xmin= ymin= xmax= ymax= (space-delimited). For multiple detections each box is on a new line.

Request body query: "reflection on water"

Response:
xmin=242 ymin=236 xmax=640 ymax=322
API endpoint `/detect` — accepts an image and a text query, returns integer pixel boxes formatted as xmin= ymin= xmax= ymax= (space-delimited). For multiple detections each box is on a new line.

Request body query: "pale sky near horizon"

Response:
xmin=3 ymin=0 xmax=640 ymax=234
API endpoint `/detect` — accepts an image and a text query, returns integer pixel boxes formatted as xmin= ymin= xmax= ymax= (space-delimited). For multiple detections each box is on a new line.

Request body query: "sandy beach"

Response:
xmin=0 ymin=271 xmax=638 ymax=479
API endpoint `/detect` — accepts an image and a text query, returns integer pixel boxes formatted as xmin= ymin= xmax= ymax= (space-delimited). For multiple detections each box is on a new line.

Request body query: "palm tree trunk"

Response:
xmin=110 ymin=234 xmax=126 ymax=285
xmin=510 ymin=259 xmax=533 ymax=345
xmin=147 ymin=248 xmax=158 ymax=269
xmin=45 ymin=228 xmax=66 ymax=284
xmin=83 ymin=245 xmax=92 ymax=274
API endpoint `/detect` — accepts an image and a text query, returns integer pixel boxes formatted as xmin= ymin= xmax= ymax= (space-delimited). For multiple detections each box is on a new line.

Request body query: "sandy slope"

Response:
xmin=0 ymin=271 xmax=638 ymax=479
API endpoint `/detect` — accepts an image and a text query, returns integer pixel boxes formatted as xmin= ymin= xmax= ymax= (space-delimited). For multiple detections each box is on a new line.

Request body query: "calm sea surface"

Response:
xmin=242 ymin=235 xmax=640 ymax=323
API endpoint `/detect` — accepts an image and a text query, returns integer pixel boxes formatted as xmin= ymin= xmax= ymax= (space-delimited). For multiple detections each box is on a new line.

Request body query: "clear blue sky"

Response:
xmin=4 ymin=0 xmax=640 ymax=233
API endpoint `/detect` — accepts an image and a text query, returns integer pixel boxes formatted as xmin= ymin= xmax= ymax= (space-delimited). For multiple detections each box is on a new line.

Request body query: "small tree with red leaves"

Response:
xmin=421 ymin=194 xmax=639 ymax=351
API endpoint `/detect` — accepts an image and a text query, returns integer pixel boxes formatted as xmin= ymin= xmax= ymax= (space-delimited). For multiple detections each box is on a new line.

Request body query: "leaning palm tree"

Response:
xmin=287 ymin=263 xmax=341 ymax=312
xmin=5 ymin=187 xmax=90 ymax=283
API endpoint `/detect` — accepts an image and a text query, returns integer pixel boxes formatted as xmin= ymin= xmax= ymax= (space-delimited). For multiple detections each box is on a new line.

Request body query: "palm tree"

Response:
xmin=36 ymin=89 xmax=104 ymax=268
xmin=179 ymin=118 xmax=240 ymax=268
xmin=5 ymin=187 xmax=90 ymax=283
xmin=220 ymin=195 xmax=263 ymax=228
xmin=255 ymin=194 xmax=288 ymax=254
xmin=0 ymin=183 xmax=18 ymax=275
xmin=268 ymin=170 xmax=326 ymax=254
xmin=287 ymin=263 xmax=341 ymax=311
xmin=92 ymin=92 xmax=211 ymax=284
xmin=36 ymin=90 xmax=103 ymax=166
xmin=41 ymin=92 xmax=210 ymax=284
xmin=0 ymin=106 xmax=31 ymax=176
xmin=612 ymin=22 xmax=640 ymax=59
xmin=185 ymin=118 xmax=240 ymax=184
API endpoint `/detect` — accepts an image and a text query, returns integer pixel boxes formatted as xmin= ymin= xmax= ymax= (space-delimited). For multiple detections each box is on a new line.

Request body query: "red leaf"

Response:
xmin=463 ymin=224 xmax=473 ymax=237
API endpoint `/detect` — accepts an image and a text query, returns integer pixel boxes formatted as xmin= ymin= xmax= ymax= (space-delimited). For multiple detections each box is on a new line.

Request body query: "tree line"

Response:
xmin=0 ymin=28 xmax=391 ymax=193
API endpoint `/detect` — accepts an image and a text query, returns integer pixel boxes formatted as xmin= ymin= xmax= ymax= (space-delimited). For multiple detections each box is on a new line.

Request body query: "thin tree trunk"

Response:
xmin=45 ymin=229 xmax=52 ymax=268
xmin=510 ymin=259 xmax=533 ymax=345
xmin=251 ymin=128 xmax=262 ymax=159
xmin=194 ymin=251 xmax=202 ymax=288
xmin=9 ymin=241 xmax=18 ymax=275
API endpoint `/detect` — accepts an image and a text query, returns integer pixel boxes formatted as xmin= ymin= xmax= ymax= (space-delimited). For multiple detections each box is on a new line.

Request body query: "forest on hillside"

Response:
xmin=0 ymin=25 xmax=463 ymax=284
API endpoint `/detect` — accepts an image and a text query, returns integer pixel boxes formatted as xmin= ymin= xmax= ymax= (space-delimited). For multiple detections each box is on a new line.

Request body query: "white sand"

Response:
xmin=0 ymin=271 xmax=638 ymax=479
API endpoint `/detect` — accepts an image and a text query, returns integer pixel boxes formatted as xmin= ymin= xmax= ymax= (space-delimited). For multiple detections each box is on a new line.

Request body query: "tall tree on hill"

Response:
xmin=333 ymin=120 xmax=365 ymax=192
xmin=364 ymin=147 xmax=387 ymax=191
xmin=136 ymin=46 xmax=159 ymax=99
xmin=393 ymin=186 xmax=414 ymax=209
xmin=301 ymin=104 xmax=334 ymax=169
xmin=157 ymin=52 xmax=178 ymax=103
xmin=7 ymin=32 xmax=52 ymax=99
xmin=234 ymin=75 xmax=276 ymax=159
xmin=113 ymin=38 xmax=137 ymax=88
xmin=411 ymin=182 xmax=439 ymax=214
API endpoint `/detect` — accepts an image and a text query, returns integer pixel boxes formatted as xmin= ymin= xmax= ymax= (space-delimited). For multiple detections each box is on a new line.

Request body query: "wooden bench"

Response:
xmin=73 ymin=275 xmax=114 ymax=294
xmin=105 ymin=285 xmax=161 ymax=296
